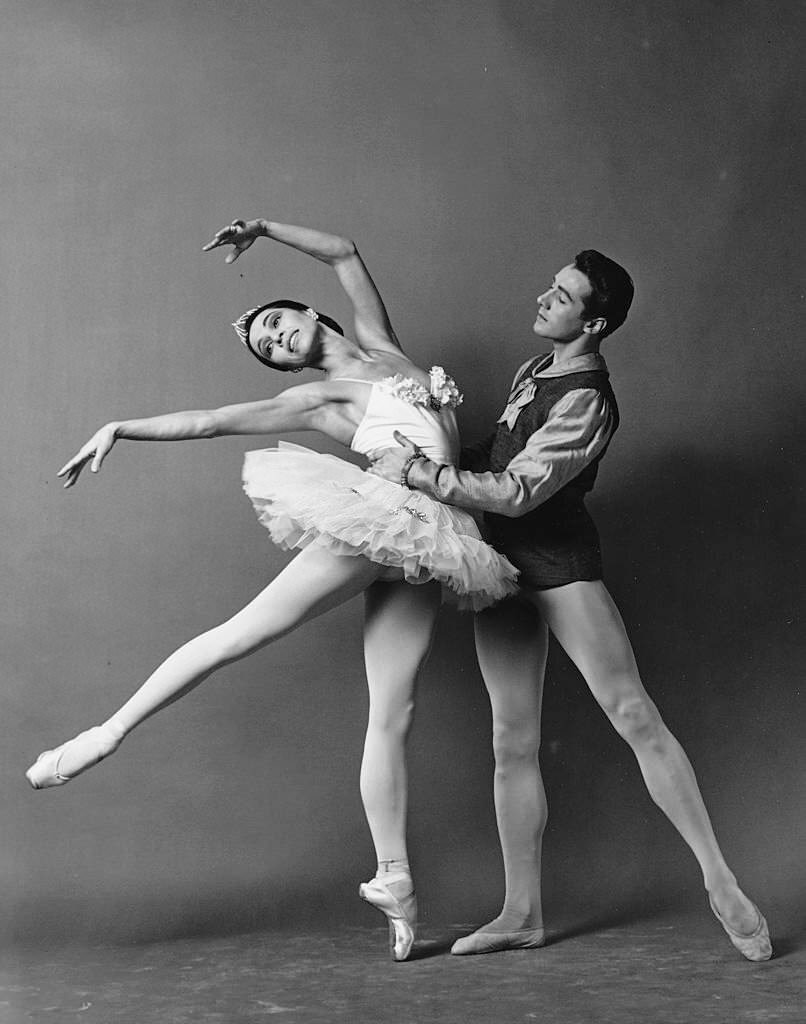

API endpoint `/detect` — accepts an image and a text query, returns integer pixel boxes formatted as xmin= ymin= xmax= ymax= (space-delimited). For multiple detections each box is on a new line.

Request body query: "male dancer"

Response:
xmin=369 ymin=250 xmax=771 ymax=962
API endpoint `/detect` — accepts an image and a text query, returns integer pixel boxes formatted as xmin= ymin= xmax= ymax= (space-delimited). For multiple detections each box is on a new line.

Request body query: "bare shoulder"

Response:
xmin=353 ymin=327 xmax=405 ymax=357
xmin=277 ymin=378 xmax=369 ymax=443
xmin=335 ymin=352 xmax=433 ymax=389
xmin=275 ymin=378 xmax=356 ymax=407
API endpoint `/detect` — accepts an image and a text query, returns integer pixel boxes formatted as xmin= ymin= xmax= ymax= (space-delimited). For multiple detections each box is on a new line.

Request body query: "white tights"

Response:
xmin=473 ymin=581 xmax=760 ymax=935
xmin=54 ymin=545 xmax=440 ymax=868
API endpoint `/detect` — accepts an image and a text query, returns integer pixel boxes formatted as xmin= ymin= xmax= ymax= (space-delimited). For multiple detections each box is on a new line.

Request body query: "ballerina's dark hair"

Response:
xmin=231 ymin=299 xmax=344 ymax=370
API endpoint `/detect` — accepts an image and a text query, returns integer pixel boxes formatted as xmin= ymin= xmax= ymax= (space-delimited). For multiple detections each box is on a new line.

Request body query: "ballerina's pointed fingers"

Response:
xmin=57 ymin=456 xmax=89 ymax=488
xmin=57 ymin=448 xmax=90 ymax=479
xmin=202 ymin=220 xmax=245 ymax=252
xmin=201 ymin=226 xmax=232 ymax=252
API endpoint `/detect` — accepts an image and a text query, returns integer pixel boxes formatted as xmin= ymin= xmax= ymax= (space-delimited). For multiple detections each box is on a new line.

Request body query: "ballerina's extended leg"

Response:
xmin=26 ymin=547 xmax=384 ymax=789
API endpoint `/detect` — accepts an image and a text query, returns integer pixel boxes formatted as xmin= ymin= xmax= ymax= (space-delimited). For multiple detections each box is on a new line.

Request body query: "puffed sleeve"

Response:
xmin=407 ymin=388 xmax=615 ymax=517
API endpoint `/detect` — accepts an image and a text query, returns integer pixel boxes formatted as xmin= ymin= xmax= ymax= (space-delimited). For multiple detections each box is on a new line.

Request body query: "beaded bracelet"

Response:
xmin=400 ymin=453 xmax=425 ymax=488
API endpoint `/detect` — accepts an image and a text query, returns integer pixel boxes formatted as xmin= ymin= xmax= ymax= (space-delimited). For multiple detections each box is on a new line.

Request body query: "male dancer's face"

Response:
xmin=533 ymin=264 xmax=595 ymax=343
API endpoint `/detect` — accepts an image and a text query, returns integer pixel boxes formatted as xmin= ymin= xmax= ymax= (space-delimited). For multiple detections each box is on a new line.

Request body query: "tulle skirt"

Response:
xmin=242 ymin=443 xmax=519 ymax=610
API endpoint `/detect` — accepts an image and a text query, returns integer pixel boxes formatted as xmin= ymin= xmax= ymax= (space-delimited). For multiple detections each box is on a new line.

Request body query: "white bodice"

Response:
xmin=338 ymin=367 xmax=462 ymax=463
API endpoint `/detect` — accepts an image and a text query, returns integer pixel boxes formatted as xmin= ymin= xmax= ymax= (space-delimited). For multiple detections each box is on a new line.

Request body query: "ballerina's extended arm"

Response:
xmin=202 ymin=218 xmax=402 ymax=354
xmin=57 ymin=382 xmax=355 ymax=489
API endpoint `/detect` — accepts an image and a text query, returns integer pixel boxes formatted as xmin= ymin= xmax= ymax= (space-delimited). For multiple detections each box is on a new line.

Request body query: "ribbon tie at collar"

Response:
xmin=497 ymin=376 xmax=536 ymax=430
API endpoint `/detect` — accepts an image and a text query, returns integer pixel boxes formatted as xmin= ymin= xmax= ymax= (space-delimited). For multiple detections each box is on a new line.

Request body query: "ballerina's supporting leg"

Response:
xmin=26 ymin=546 xmax=386 ymax=788
xmin=357 ymin=579 xmax=440 ymax=961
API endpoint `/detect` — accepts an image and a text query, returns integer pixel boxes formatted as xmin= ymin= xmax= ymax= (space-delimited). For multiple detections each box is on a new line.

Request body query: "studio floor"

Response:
xmin=4 ymin=908 xmax=803 ymax=1024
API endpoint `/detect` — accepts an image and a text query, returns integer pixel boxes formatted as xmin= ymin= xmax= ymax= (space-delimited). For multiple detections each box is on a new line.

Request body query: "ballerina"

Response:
xmin=25 ymin=216 xmax=519 ymax=961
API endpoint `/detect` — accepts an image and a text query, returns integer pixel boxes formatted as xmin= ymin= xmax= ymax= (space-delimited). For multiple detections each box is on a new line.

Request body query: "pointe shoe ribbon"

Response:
xmin=359 ymin=872 xmax=417 ymax=962
xmin=709 ymin=896 xmax=772 ymax=962
xmin=451 ymin=927 xmax=545 ymax=956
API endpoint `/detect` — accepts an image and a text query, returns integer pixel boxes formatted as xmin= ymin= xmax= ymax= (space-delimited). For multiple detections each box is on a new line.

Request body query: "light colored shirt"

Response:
xmin=407 ymin=353 xmax=616 ymax=518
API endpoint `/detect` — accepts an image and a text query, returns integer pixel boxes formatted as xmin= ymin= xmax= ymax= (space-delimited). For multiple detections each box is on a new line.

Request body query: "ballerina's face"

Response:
xmin=533 ymin=264 xmax=596 ymax=342
xmin=248 ymin=306 xmax=321 ymax=370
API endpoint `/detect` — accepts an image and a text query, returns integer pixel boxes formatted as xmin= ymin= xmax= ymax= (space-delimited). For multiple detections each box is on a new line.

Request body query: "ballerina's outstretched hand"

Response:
xmin=57 ymin=423 xmax=119 ymax=489
xmin=201 ymin=218 xmax=264 ymax=264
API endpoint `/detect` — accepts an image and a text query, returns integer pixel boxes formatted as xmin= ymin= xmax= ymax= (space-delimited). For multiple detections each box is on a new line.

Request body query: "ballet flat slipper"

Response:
xmin=709 ymin=896 xmax=772 ymax=962
xmin=359 ymin=873 xmax=417 ymax=962
xmin=451 ymin=927 xmax=545 ymax=956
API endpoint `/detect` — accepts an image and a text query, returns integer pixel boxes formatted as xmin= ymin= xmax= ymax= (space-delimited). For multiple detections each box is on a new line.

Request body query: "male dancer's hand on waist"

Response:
xmin=368 ymin=431 xmax=425 ymax=488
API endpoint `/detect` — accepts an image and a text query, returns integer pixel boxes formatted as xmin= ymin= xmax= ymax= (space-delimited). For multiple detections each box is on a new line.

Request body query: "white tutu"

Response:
xmin=242 ymin=443 xmax=519 ymax=610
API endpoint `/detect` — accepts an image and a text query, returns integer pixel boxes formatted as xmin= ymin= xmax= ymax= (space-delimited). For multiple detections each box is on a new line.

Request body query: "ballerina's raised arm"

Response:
xmin=203 ymin=218 xmax=403 ymax=355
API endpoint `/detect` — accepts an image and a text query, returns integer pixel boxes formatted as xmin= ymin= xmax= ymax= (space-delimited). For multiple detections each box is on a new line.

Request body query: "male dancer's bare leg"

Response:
xmin=533 ymin=580 xmax=771 ymax=960
xmin=451 ymin=597 xmax=548 ymax=955
xmin=26 ymin=547 xmax=387 ymax=786
xmin=358 ymin=579 xmax=441 ymax=960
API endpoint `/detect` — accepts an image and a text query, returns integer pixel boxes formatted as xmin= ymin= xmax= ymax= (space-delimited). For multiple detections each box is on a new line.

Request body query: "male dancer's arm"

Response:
xmin=388 ymin=388 xmax=615 ymax=516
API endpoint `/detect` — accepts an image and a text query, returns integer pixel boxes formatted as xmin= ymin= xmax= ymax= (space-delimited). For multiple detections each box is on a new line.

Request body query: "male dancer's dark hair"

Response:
xmin=574 ymin=250 xmax=634 ymax=337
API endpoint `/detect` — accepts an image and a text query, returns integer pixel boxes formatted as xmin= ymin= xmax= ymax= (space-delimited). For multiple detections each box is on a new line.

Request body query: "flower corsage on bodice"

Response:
xmin=378 ymin=366 xmax=463 ymax=412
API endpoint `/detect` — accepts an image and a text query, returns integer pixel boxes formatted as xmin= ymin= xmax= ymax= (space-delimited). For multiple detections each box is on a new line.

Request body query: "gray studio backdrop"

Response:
xmin=3 ymin=0 xmax=803 ymax=946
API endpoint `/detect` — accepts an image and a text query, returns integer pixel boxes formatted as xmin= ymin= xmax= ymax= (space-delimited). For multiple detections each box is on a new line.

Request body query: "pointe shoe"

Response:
xmin=709 ymin=895 xmax=772 ymax=962
xmin=359 ymin=872 xmax=417 ymax=962
xmin=25 ymin=746 xmax=72 ymax=788
xmin=25 ymin=723 xmax=124 ymax=790
xmin=451 ymin=926 xmax=545 ymax=956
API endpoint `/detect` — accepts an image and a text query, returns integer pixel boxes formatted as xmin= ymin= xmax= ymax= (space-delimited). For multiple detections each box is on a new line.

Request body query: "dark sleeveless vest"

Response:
xmin=485 ymin=354 xmax=619 ymax=589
